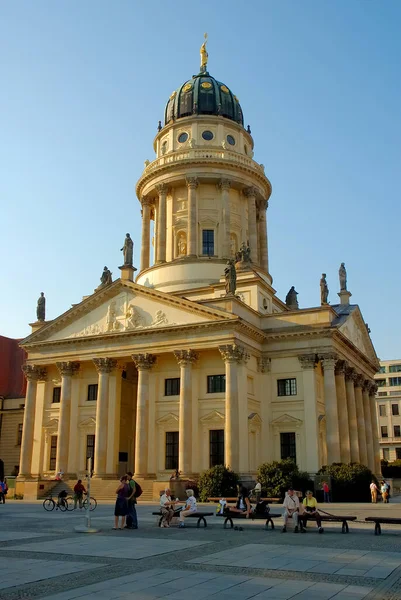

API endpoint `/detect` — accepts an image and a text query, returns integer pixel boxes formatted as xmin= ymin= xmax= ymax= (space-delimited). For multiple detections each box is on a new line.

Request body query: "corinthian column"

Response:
xmin=335 ymin=361 xmax=351 ymax=463
xmin=218 ymin=344 xmax=250 ymax=472
xmin=132 ymin=353 xmax=156 ymax=477
xmin=174 ymin=349 xmax=198 ymax=476
xmin=218 ymin=179 xmax=231 ymax=258
xmin=244 ymin=187 xmax=258 ymax=263
xmin=363 ymin=380 xmax=375 ymax=473
xmin=258 ymin=199 xmax=269 ymax=272
xmin=345 ymin=367 xmax=360 ymax=462
xmin=156 ymin=184 xmax=167 ymax=264
xmin=320 ymin=353 xmax=341 ymax=464
xmin=369 ymin=383 xmax=382 ymax=474
xmin=186 ymin=177 xmax=198 ymax=257
xmin=298 ymin=355 xmax=320 ymax=472
xmin=55 ymin=361 xmax=80 ymax=475
xmin=355 ymin=375 xmax=368 ymax=466
xmin=20 ymin=365 xmax=47 ymax=477
xmin=140 ymin=197 xmax=152 ymax=271
xmin=93 ymin=358 xmax=117 ymax=477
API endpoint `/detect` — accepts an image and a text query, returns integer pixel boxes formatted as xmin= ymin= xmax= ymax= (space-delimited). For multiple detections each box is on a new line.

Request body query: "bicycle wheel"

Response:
xmin=58 ymin=499 xmax=68 ymax=512
xmin=66 ymin=497 xmax=75 ymax=511
xmin=83 ymin=496 xmax=97 ymax=511
xmin=43 ymin=498 xmax=55 ymax=511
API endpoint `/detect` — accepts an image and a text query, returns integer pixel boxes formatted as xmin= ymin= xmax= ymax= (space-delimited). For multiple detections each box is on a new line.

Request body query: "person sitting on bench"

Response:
xmin=179 ymin=489 xmax=197 ymax=528
xmin=282 ymin=488 xmax=303 ymax=533
xmin=301 ymin=490 xmax=323 ymax=533
xmin=226 ymin=485 xmax=252 ymax=518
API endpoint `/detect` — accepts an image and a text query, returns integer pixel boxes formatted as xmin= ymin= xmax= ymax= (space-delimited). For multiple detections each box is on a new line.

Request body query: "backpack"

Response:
xmin=133 ymin=481 xmax=143 ymax=498
xmin=255 ymin=500 xmax=270 ymax=515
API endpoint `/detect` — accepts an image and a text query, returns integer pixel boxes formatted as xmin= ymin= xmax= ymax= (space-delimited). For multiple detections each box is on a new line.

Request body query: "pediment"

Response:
xmin=248 ymin=412 xmax=262 ymax=425
xmin=78 ymin=417 xmax=96 ymax=429
xmin=200 ymin=410 xmax=225 ymax=424
xmin=21 ymin=280 xmax=235 ymax=345
xmin=337 ymin=307 xmax=378 ymax=366
xmin=43 ymin=418 xmax=58 ymax=430
xmin=271 ymin=414 xmax=302 ymax=427
xmin=156 ymin=413 xmax=179 ymax=425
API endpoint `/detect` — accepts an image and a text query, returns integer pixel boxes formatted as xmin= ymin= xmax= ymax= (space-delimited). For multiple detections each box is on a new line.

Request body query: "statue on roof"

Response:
xmin=200 ymin=33 xmax=208 ymax=72
xmin=100 ymin=266 xmax=112 ymax=287
xmin=235 ymin=241 xmax=251 ymax=266
xmin=339 ymin=262 xmax=347 ymax=291
xmin=36 ymin=292 xmax=46 ymax=322
xmin=121 ymin=233 xmax=133 ymax=267
xmin=285 ymin=286 xmax=299 ymax=310
xmin=320 ymin=273 xmax=329 ymax=305
xmin=224 ymin=259 xmax=237 ymax=296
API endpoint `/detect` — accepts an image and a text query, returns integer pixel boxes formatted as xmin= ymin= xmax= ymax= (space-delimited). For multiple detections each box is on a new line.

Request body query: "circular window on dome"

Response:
xmin=202 ymin=130 xmax=214 ymax=141
xmin=182 ymin=83 xmax=192 ymax=93
xmin=201 ymin=81 xmax=212 ymax=89
xmin=221 ymin=85 xmax=230 ymax=94
xmin=227 ymin=135 xmax=236 ymax=146
xmin=178 ymin=132 xmax=189 ymax=144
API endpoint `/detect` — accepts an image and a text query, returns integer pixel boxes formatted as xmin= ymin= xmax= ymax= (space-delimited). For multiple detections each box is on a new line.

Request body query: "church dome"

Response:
xmin=164 ymin=72 xmax=244 ymax=127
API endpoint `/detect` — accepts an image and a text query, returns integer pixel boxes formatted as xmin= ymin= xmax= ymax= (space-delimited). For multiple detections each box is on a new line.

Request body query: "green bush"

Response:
xmin=184 ymin=479 xmax=200 ymax=499
xmin=318 ymin=463 xmax=376 ymax=502
xmin=381 ymin=460 xmax=401 ymax=479
xmin=257 ymin=459 xmax=313 ymax=499
xmin=198 ymin=465 xmax=239 ymax=502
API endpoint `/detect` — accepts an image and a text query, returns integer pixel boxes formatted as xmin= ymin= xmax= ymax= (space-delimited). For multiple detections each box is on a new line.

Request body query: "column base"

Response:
xmin=92 ymin=473 xmax=118 ymax=480
xmin=134 ymin=473 xmax=156 ymax=480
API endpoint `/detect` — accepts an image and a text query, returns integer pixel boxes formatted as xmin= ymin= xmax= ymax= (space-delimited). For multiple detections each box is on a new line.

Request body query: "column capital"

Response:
xmin=218 ymin=343 xmax=249 ymax=364
xmin=22 ymin=364 xmax=47 ymax=381
xmin=141 ymin=195 xmax=153 ymax=207
xmin=243 ymin=186 xmax=258 ymax=198
xmin=155 ymin=183 xmax=168 ymax=195
xmin=218 ymin=178 xmax=231 ymax=191
xmin=362 ymin=379 xmax=371 ymax=392
xmin=56 ymin=361 xmax=80 ymax=377
xmin=173 ymin=349 xmax=198 ymax=367
xmin=257 ymin=355 xmax=271 ymax=373
xmin=298 ymin=354 xmax=317 ymax=370
xmin=345 ymin=366 xmax=355 ymax=382
xmin=93 ymin=357 xmax=117 ymax=374
xmin=319 ymin=352 xmax=338 ymax=370
xmin=259 ymin=199 xmax=269 ymax=211
xmin=369 ymin=382 xmax=378 ymax=395
xmin=354 ymin=374 xmax=364 ymax=388
xmin=186 ymin=176 xmax=199 ymax=189
xmin=335 ymin=359 xmax=347 ymax=376
xmin=132 ymin=353 xmax=156 ymax=370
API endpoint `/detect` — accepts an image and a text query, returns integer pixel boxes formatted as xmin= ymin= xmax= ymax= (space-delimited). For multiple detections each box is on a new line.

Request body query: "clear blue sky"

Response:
xmin=1 ymin=1 xmax=400 ymax=359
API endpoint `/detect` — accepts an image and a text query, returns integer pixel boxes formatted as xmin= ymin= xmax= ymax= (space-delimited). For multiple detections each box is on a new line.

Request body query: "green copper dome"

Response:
xmin=164 ymin=72 xmax=244 ymax=127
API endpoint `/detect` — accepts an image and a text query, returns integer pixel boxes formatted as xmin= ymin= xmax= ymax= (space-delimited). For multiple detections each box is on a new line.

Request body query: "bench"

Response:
xmin=152 ymin=510 xmax=214 ymax=528
xmin=217 ymin=511 xmax=282 ymax=530
xmin=207 ymin=497 xmax=281 ymax=503
xmin=302 ymin=513 xmax=357 ymax=533
xmin=365 ymin=517 xmax=401 ymax=535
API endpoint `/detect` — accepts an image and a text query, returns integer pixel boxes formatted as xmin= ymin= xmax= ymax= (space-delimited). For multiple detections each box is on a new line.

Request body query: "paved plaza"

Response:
xmin=1 ymin=501 xmax=401 ymax=599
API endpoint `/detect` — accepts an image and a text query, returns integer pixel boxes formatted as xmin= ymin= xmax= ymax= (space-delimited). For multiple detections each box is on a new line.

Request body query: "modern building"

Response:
xmin=375 ymin=360 xmax=401 ymax=462
xmin=17 ymin=44 xmax=381 ymax=500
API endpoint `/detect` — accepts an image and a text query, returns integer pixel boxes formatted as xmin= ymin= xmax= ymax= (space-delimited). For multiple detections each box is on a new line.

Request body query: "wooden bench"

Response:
xmin=152 ymin=510 xmax=214 ymax=528
xmin=302 ymin=513 xmax=357 ymax=533
xmin=207 ymin=497 xmax=281 ymax=503
xmin=217 ymin=511 xmax=282 ymax=530
xmin=365 ymin=517 xmax=401 ymax=535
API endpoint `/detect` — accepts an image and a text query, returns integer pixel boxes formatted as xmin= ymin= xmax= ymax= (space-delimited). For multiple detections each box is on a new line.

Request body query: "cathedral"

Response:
xmin=17 ymin=42 xmax=380 ymax=500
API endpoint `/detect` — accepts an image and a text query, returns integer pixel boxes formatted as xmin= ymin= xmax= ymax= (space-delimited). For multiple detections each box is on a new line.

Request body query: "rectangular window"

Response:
xmin=17 ymin=423 xmax=23 ymax=446
xmin=390 ymin=377 xmax=401 ymax=387
xmin=207 ymin=374 xmax=226 ymax=393
xmin=202 ymin=229 xmax=214 ymax=256
xmin=396 ymin=448 xmax=401 ymax=460
xmin=389 ymin=364 xmax=401 ymax=373
xmin=379 ymin=365 xmax=386 ymax=374
xmin=280 ymin=432 xmax=296 ymax=462
xmin=49 ymin=436 xmax=57 ymax=470
xmin=390 ymin=391 xmax=401 ymax=396
xmin=381 ymin=426 xmax=388 ymax=438
xmin=165 ymin=432 xmax=179 ymax=470
xmin=165 ymin=378 xmax=180 ymax=396
xmin=378 ymin=392 xmax=388 ymax=397
xmin=277 ymin=378 xmax=297 ymax=397
xmin=379 ymin=405 xmax=387 ymax=417
xmin=392 ymin=404 xmax=399 ymax=416
xmin=377 ymin=379 xmax=386 ymax=387
xmin=86 ymin=435 xmax=95 ymax=463
xmin=52 ymin=387 xmax=61 ymax=403
xmin=383 ymin=448 xmax=390 ymax=461
xmin=394 ymin=426 xmax=401 ymax=438
xmin=209 ymin=430 xmax=224 ymax=467
xmin=87 ymin=384 xmax=98 ymax=401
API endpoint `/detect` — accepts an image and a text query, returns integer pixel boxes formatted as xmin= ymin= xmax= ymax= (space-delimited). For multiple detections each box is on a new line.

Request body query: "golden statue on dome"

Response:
xmin=200 ymin=32 xmax=208 ymax=72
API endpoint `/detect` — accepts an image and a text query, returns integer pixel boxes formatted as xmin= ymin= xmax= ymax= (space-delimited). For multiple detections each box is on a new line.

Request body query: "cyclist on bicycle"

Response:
xmin=58 ymin=489 xmax=68 ymax=508
xmin=73 ymin=479 xmax=87 ymax=509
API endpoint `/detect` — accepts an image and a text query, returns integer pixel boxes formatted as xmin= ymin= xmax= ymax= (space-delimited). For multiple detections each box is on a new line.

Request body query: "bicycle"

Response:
xmin=65 ymin=494 xmax=97 ymax=511
xmin=42 ymin=493 xmax=69 ymax=512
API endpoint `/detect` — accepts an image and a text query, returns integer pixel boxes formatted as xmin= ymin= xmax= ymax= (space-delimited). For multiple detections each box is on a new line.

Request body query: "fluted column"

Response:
xmin=174 ymin=349 xmax=198 ymax=476
xmin=219 ymin=179 xmax=231 ymax=258
xmin=298 ymin=355 xmax=320 ymax=472
xmin=20 ymin=365 xmax=47 ymax=477
xmin=335 ymin=361 xmax=351 ymax=463
xmin=55 ymin=361 xmax=80 ymax=474
xmin=140 ymin=197 xmax=152 ymax=271
xmin=244 ymin=187 xmax=258 ymax=263
xmin=345 ymin=367 xmax=360 ymax=462
xmin=320 ymin=353 xmax=341 ymax=464
xmin=363 ymin=380 xmax=375 ymax=473
xmin=156 ymin=184 xmax=167 ymax=264
xmin=258 ymin=199 xmax=269 ymax=272
xmin=219 ymin=344 xmax=249 ymax=472
xmin=354 ymin=375 xmax=368 ymax=465
xmin=369 ymin=383 xmax=381 ymax=474
xmin=132 ymin=353 xmax=156 ymax=477
xmin=92 ymin=358 xmax=117 ymax=477
xmin=186 ymin=177 xmax=198 ymax=257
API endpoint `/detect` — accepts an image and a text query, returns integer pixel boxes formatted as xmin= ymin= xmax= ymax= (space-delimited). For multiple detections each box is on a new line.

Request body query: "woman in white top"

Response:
xmin=179 ymin=489 xmax=197 ymax=527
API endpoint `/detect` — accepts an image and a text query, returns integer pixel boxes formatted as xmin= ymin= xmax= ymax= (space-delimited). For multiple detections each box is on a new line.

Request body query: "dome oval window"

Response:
xmin=227 ymin=135 xmax=236 ymax=146
xmin=178 ymin=132 xmax=189 ymax=143
xmin=202 ymin=130 xmax=214 ymax=141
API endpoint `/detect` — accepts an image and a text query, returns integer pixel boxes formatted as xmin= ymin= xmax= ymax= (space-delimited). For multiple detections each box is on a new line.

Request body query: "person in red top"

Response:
xmin=73 ymin=479 xmax=87 ymax=509
xmin=322 ymin=481 xmax=330 ymax=503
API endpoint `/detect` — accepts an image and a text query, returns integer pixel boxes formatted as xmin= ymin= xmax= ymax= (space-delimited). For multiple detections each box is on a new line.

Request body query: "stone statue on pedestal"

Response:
xmin=36 ymin=292 xmax=46 ymax=321
xmin=285 ymin=286 xmax=299 ymax=310
xmin=235 ymin=241 xmax=251 ymax=269
xmin=339 ymin=262 xmax=347 ymax=291
xmin=224 ymin=259 xmax=237 ymax=295
xmin=121 ymin=233 xmax=134 ymax=267
xmin=100 ymin=266 xmax=112 ymax=287
xmin=320 ymin=273 xmax=329 ymax=305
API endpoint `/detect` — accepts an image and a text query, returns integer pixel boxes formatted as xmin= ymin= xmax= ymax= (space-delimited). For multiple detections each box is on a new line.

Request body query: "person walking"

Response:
xmin=252 ymin=480 xmax=262 ymax=503
xmin=160 ymin=488 xmax=176 ymax=528
xmin=114 ymin=476 xmax=129 ymax=530
xmin=179 ymin=489 xmax=197 ymax=528
xmin=370 ymin=481 xmax=378 ymax=503
xmin=0 ymin=480 xmax=6 ymax=504
xmin=125 ymin=472 xmax=138 ymax=529
xmin=322 ymin=481 xmax=330 ymax=503
xmin=381 ymin=480 xmax=389 ymax=504
xmin=282 ymin=488 xmax=302 ymax=533
xmin=73 ymin=479 xmax=86 ymax=509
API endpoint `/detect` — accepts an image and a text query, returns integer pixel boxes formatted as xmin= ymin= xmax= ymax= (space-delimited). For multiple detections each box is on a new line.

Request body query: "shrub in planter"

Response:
xmin=257 ymin=459 xmax=313 ymax=499
xmin=318 ymin=463 xmax=376 ymax=502
xmin=184 ymin=479 xmax=200 ymax=499
xmin=198 ymin=465 xmax=239 ymax=502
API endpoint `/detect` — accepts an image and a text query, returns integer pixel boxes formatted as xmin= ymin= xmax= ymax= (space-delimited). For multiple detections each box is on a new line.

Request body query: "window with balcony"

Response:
xmin=379 ymin=405 xmax=387 ymax=417
xmin=390 ymin=377 xmax=401 ymax=387
xmin=394 ymin=425 xmax=401 ymax=438
xmin=207 ymin=374 xmax=226 ymax=393
xmin=381 ymin=426 xmax=388 ymax=438
xmin=277 ymin=378 xmax=297 ymax=397
xmin=392 ymin=404 xmax=399 ymax=416
xmin=389 ymin=364 xmax=401 ymax=373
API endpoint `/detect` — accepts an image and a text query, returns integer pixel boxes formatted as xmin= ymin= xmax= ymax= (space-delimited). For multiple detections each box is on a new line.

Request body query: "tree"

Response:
xmin=257 ymin=459 xmax=313 ymax=499
xmin=198 ymin=465 xmax=239 ymax=502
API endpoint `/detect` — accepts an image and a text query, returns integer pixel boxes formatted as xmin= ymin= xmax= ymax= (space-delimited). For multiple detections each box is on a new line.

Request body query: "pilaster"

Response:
xmin=93 ymin=358 xmax=117 ymax=477
xmin=174 ymin=349 xmax=198 ymax=476
xmin=55 ymin=361 xmax=80 ymax=475
xmin=132 ymin=353 xmax=156 ymax=477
